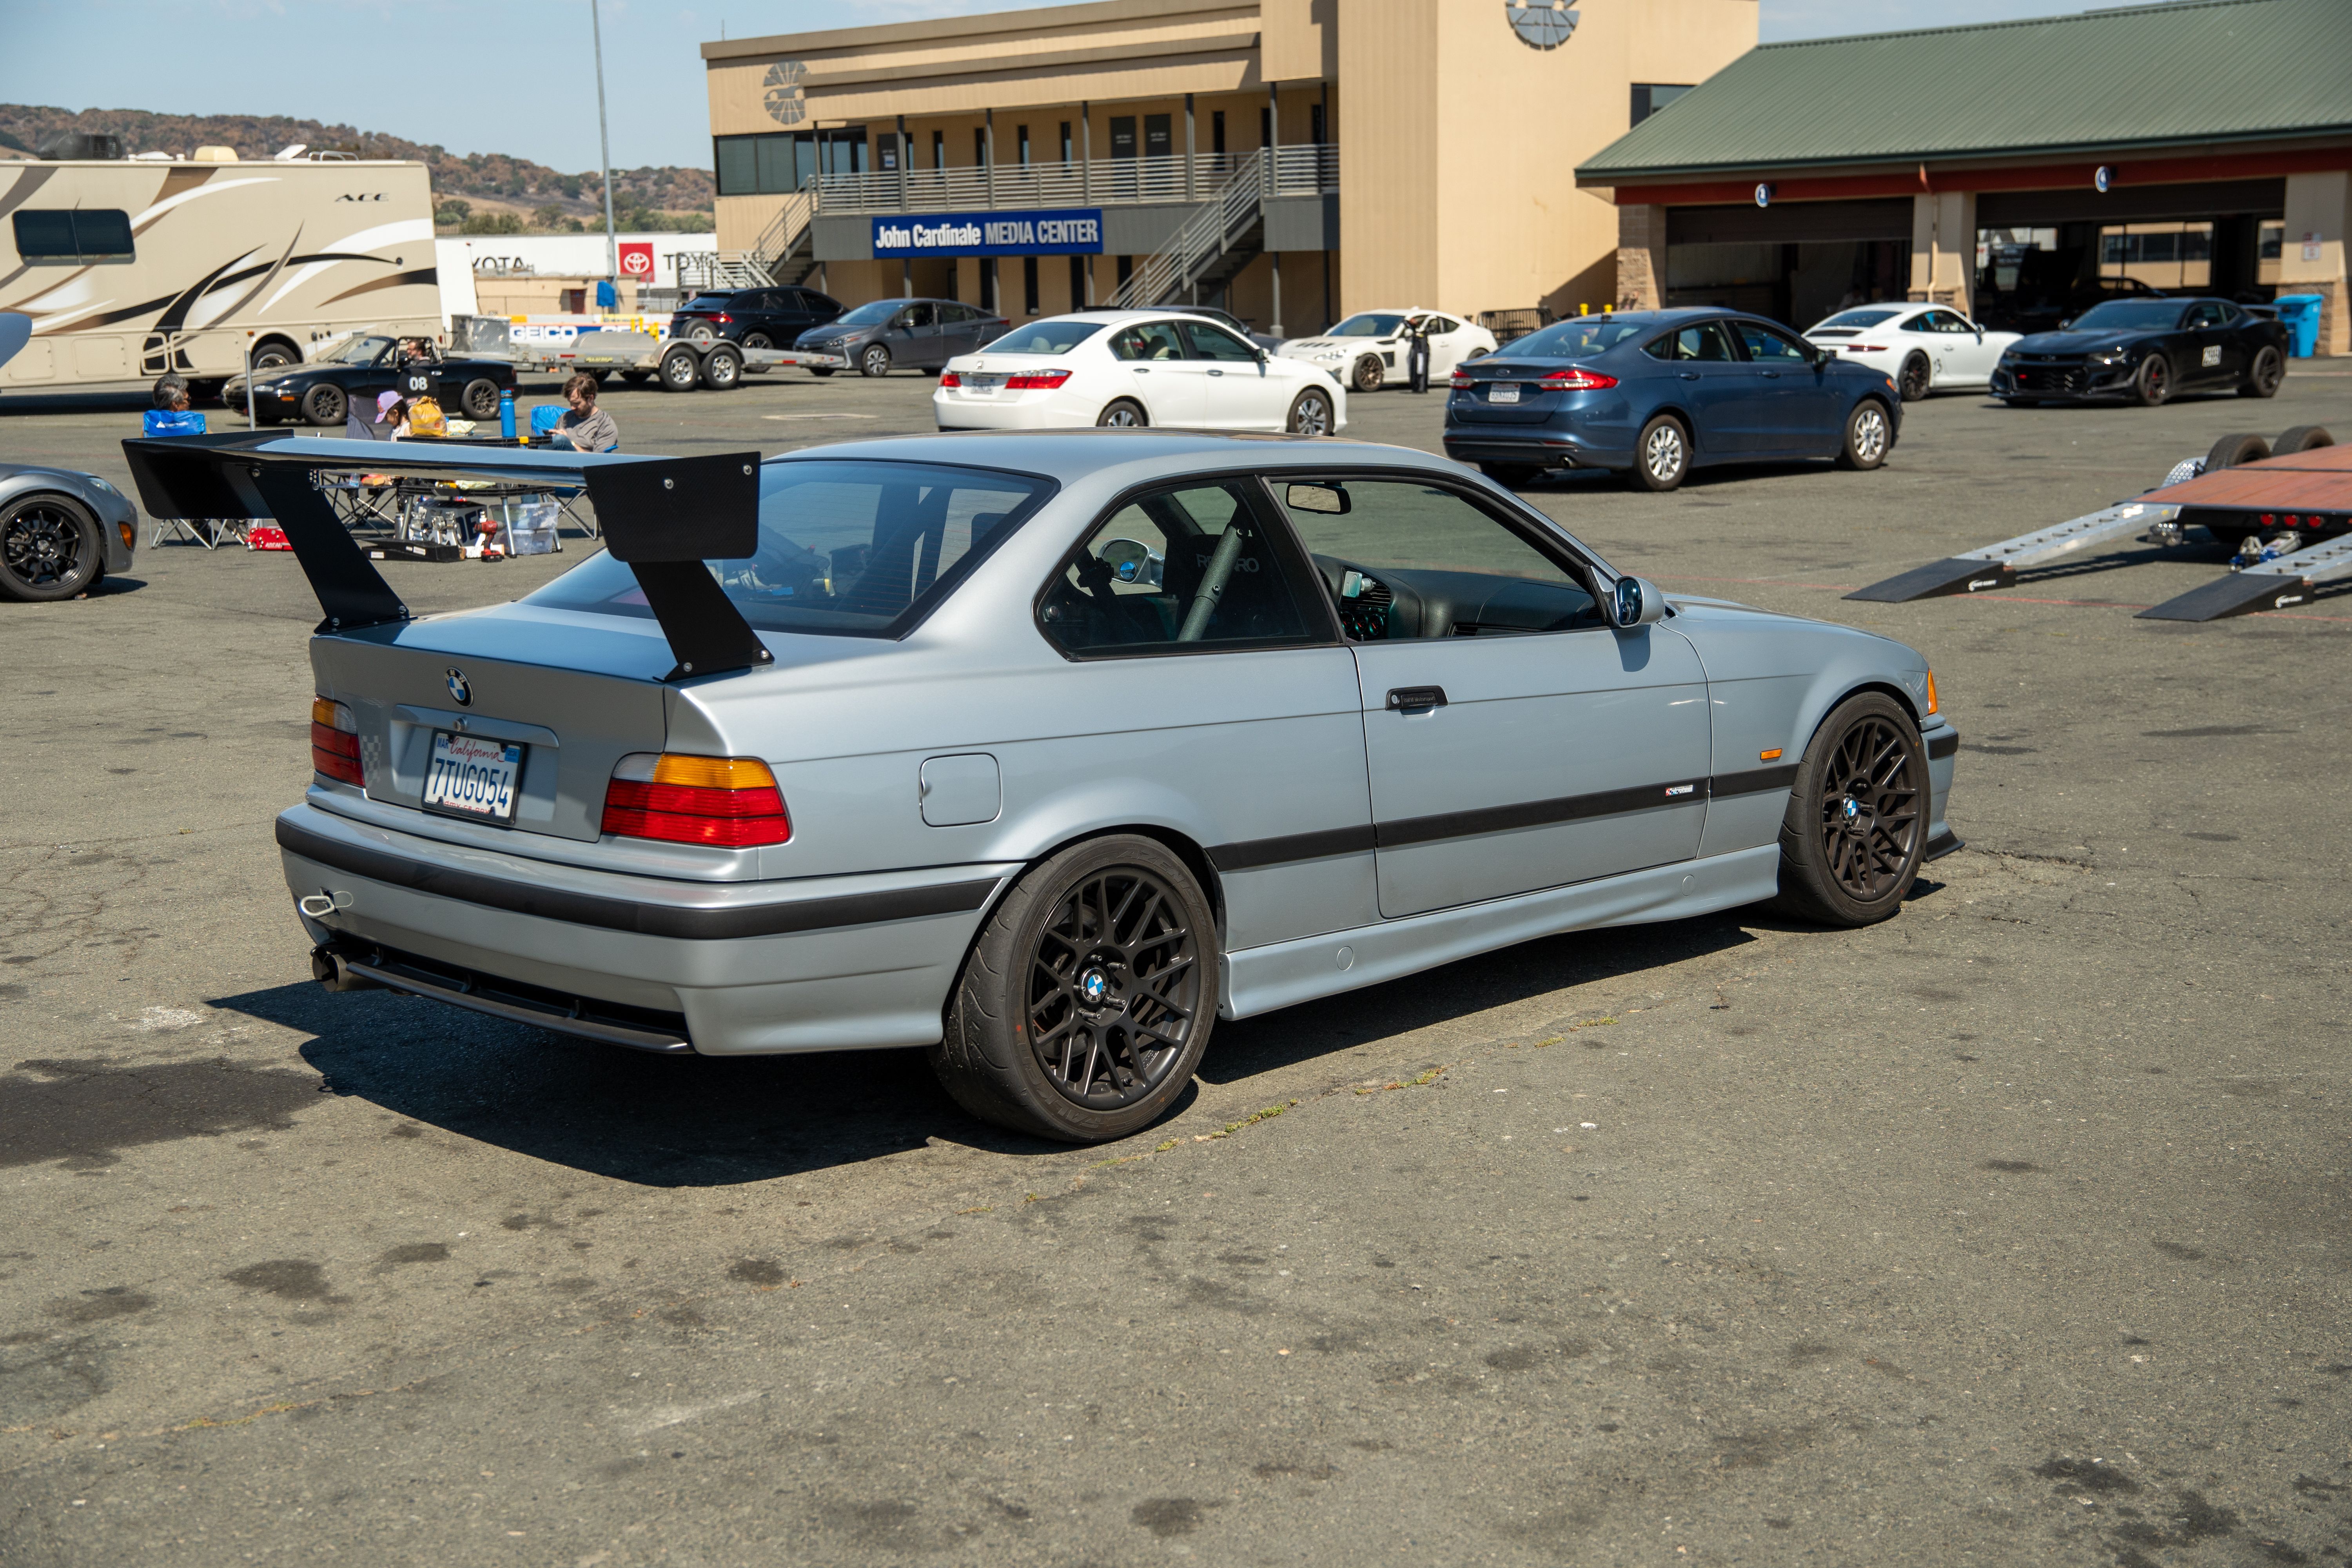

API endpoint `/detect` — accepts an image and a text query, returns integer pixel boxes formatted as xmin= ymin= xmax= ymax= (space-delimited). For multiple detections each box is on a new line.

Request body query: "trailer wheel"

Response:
xmin=659 ymin=347 xmax=702 ymax=392
xmin=2272 ymin=424 xmax=2334 ymax=454
xmin=621 ymin=370 xmax=653 ymax=385
xmin=700 ymin=347 xmax=743 ymax=390
xmin=2238 ymin=346 xmax=2285 ymax=399
xmin=809 ymin=367 xmax=836 ymax=378
xmin=2204 ymin=432 xmax=2270 ymax=472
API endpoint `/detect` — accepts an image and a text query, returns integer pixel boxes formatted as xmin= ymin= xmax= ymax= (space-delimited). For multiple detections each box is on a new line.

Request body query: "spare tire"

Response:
xmin=2204 ymin=431 xmax=2271 ymax=471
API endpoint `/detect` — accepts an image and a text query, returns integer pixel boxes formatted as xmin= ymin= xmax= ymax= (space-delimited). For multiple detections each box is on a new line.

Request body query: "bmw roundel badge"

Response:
xmin=446 ymin=668 xmax=472 ymax=707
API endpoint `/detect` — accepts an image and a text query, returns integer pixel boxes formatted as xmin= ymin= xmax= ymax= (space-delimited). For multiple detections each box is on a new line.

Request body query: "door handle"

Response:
xmin=1677 ymin=371 xmax=1700 ymax=380
xmin=1385 ymin=686 xmax=1447 ymax=712
xmin=1760 ymin=370 xmax=1781 ymax=379
xmin=1207 ymin=368 xmax=1223 ymax=376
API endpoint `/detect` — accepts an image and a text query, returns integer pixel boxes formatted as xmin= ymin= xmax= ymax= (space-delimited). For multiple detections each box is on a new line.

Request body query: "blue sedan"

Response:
xmin=1443 ymin=308 xmax=1903 ymax=492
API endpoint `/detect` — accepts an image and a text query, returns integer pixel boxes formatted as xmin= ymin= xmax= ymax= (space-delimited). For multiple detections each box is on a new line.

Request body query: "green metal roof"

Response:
xmin=1577 ymin=0 xmax=2352 ymax=182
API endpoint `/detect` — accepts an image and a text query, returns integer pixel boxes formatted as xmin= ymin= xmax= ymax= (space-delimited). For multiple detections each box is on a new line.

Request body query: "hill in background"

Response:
xmin=0 ymin=105 xmax=714 ymax=235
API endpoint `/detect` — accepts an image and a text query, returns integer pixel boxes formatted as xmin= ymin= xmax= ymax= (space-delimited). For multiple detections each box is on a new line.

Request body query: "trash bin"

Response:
xmin=2275 ymin=294 xmax=2324 ymax=358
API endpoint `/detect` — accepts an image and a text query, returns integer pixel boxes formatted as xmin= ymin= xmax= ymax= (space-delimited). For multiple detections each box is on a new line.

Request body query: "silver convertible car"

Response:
xmin=124 ymin=429 xmax=1961 ymax=1144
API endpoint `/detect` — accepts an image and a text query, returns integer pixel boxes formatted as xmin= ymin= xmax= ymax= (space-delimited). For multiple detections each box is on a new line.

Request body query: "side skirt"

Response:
xmin=1220 ymin=845 xmax=1781 ymax=1020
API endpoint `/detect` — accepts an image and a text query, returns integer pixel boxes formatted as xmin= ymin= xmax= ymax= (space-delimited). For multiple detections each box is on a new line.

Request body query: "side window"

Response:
xmin=1733 ymin=321 xmax=1811 ymax=361
xmin=1645 ymin=322 xmax=1738 ymax=362
xmin=1111 ymin=321 xmax=1187 ymax=362
xmin=2185 ymin=302 xmax=2225 ymax=329
xmin=1039 ymin=483 xmax=1324 ymax=656
xmin=1271 ymin=477 xmax=1601 ymax=642
xmin=1426 ymin=316 xmax=1461 ymax=335
xmin=1181 ymin=322 xmax=1259 ymax=361
xmin=11 ymin=208 xmax=135 ymax=265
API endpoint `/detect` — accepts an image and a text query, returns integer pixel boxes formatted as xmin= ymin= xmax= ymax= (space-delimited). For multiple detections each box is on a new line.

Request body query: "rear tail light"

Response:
xmin=1004 ymin=370 xmax=1072 ymax=390
xmin=1450 ymin=370 xmax=1476 ymax=388
xmin=601 ymin=754 xmax=791 ymax=848
xmin=939 ymin=370 xmax=961 ymax=387
xmin=1539 ymin=368 xmax=1619 ymax=390
xmin=714 ymin=313 xmax=733 ymax=324
xmin=1845 ymin=344 xmax=1889 ymax=353
xmin=310 ymin=696 xmax=362 ymax=787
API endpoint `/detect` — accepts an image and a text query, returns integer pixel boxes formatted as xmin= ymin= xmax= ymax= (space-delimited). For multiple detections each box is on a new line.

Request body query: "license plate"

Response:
xmin=1489 ymin=383 xmax=1521 ymax=403
xmin=962 ymin=373 xmax=1003 ymax=392
xmin=423 ymin=731 xmax=525 ymax=825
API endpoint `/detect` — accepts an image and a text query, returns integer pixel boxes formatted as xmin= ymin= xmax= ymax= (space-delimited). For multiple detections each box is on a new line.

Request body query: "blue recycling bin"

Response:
xmin=2275 ymin=294 xmax=2323 ymax=358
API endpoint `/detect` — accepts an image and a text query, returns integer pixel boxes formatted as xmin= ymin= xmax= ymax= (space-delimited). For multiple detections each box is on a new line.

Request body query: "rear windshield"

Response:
xmin=1814 ymin=308 xmax=1903 ymax=330
xmin=2069 ymin=300 xmax=2188 ymax=332
xmin=526 ymin=459 xmax=1055 ymax=638
xmin=681 ymin=296 xmax=735 ymax=312
xmin=982 ymin=320 xmax=1103 ymax=354
xmin=1486 ymin=319 xmax=1649 ymax=360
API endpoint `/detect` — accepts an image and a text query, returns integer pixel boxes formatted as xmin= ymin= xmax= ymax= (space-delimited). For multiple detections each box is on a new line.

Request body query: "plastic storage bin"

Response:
xmin=2275 ymin=294 xmax=2324 ymax=358
xmin=501 ymin=498 xmax=561 ymax=555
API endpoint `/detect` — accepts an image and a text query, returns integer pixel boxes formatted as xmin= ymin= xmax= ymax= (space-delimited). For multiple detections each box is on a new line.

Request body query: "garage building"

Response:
xmin=1575 ymin=0 xmax=2352 ymax=352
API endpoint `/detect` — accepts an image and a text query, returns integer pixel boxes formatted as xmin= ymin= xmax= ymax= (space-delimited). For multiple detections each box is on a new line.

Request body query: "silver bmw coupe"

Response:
xmin=124 ymin=429 xmax=1960 ymax=1144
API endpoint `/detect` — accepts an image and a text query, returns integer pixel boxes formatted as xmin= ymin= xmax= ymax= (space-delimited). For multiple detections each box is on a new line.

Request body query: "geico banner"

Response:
xmin=871 ymin=209 xmax=1103 ymax=258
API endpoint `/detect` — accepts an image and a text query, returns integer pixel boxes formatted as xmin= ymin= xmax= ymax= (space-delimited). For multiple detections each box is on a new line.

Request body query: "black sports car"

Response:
xmin=1991 ymin=297 xmax=2289 ymax=407
xmin=226 ymin=334 xmax=518 ymax=427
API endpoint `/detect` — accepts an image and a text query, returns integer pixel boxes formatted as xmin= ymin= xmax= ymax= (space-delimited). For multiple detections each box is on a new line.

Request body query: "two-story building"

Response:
xmin=701 ymin=0 xmax=1755 ymax=335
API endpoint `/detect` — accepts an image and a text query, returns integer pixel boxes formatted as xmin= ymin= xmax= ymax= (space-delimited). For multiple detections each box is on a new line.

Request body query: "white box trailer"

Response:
xmin=0 ymin=155 xmax=440 ymax=395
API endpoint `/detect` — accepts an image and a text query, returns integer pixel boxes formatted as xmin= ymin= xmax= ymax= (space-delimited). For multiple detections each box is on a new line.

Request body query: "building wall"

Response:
xmin=2280 ymin=169 xmax=2349 ymax=355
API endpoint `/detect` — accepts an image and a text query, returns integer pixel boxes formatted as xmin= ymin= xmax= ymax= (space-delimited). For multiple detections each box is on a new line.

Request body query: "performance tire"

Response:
xmin=930 ymin=834 xmax=1216 ymax=1144
xmin=1897 ymin=353 xmax=1932 ymax=403
xmin=860 ymin=343 xmax=892 ymax=378
xmin=300 ymin=383 xmax=346 ymax=427
xmin=1629 ymin=413 xmax=1689 ymax=492
xmin=1286 ymin=387 xmax=1335 ymax=436
xmin=699 ymin=346 xmax=743 ymax=390
xmin=659 ymin=347 xmax=701 ymax=392
xmin=1351 ymin=355 xmax=1384 ymax=394
xmin=1479 ymin=462 xmax=1540 ymax=488
xmin=2238 ymin=345 xmax=2284 ymax=399
xmin=1837 ymin=399 xmax=1893 ymax=470
xmin=0 ymin=494 xmax=102 ymax=603
xmin=2130 ymin=354 xmax=2172 ymax=407
xmin=1096 ymin=398 xmax=1147 ymax=428
xmin=461 ymin=378 xmax=501 ymax=421
xmin=1770 ymin=691 xmax=1928 ymax=928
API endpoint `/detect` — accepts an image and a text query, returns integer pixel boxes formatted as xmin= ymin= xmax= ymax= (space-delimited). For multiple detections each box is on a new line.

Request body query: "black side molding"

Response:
xmin=1927 ymin=729 xmax=1961 ymax=760
xmin=278 ymin=817 xmax=996 ymax=940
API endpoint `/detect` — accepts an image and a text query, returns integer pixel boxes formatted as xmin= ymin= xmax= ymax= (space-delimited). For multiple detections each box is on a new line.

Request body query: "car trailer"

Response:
xmin=510 ymin=332 xmax=846 ymax=394
xmin=1847 ymin=425 xmax=2347 ymax=622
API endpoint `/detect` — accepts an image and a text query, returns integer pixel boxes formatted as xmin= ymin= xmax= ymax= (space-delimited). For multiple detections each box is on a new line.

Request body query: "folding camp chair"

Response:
xmin=141 ymin=408 xmax=245 ymax=547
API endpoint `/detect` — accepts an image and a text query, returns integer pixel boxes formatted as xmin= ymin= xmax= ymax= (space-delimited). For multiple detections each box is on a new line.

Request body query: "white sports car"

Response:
xmin=935 ymin=310 xmax=1347 ymax=435
xmin=1276 ymin=310 xmax=1498 ymax=394
xmin=1802 ymin=304 xmax=2021 ymax=401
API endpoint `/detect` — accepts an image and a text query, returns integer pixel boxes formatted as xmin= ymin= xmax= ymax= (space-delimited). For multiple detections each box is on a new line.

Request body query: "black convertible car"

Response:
xmin=1991 ymin=297 xmax=2288 ymax=407
xmin=227 ymin=335 xmax=517 ymax=427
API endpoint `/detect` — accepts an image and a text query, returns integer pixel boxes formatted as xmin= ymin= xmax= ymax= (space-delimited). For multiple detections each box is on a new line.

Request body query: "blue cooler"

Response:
xmin=2275 ymin=294 xmax=2323 ymax=358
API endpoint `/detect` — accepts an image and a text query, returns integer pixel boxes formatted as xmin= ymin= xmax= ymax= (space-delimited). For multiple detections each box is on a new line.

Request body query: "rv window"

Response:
xmin=11 ymin=209 xmax=135 ymax=264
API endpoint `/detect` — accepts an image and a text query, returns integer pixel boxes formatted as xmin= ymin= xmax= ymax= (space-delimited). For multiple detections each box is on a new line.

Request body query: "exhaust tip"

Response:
xmin=310 ymin=946 xmax=383 ymax=993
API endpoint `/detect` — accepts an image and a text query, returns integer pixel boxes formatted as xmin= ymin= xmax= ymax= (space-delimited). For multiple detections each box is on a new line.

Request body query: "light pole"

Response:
xmin=591 ymin=0 xmax=619 ymax=296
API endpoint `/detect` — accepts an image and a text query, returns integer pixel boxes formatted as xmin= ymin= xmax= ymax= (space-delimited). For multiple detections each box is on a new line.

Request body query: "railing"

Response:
xmin=677 ymin=251 xmax=774 ymax=291
xmin=1106 ymin=151 xmax=1267 ymax=310
xmin=751 ymin=189 xmax=813 ymax=265
xmin=809 ymin=145 xmax=1336 ymax=215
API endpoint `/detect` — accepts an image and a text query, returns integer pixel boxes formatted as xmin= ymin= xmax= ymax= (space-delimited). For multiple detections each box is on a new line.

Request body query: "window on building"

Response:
xmin=1630 ymin=83 xmax=1693 ymax=126
xmin=975 ymin=128 xmax=988 ymax=168
xmin=1259 ymin=107 xmax=1272 ymax=149
xmin=2259 ymin=221 xmax=2283 ymax=260
xmin=933 ymin=130 xmax=945 ymax=171
xmin=716 ymin=132 xmax=865 ymax=194
xmin=878 ymin=135 xmax=900 ymax=172
xmin=1145 ymin=114 xmax=1172 ymax=159
xmin=1110 ymin=117 xmax=1137 ymax=158
xmin=1070 ymin=253 xmax=1086 ymax=309
xmin=980 ymin=257 xmax=998 ymax=313
xmin=1212 ymin=110 xmax=1226 ymax=157
xmin=1117 ymin=254 xmax=1133 ymax=289
xmin=1024 ymin=256 xmax=1041 ymax=316
xmin=1060 ymin=121 xmax=1072 ymax=163
xmin=1017 ymin=125 xmax=1031 ymax=166
xmin=1310 ymin=103 xmax=1325 ymax=144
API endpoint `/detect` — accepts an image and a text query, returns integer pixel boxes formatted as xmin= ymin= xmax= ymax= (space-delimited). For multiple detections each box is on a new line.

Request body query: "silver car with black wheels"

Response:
xmin=0 ymin=461 xmax=138 ymax=602
xmin=124 ymin=428 xmax=1963 ymax=1144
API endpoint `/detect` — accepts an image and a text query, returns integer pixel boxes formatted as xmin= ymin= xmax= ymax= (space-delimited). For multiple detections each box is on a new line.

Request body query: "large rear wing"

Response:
xmin=120 ymin=431 xmax=775 ymax=681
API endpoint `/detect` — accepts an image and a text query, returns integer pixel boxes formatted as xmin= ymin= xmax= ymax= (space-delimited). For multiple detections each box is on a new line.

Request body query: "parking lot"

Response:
xmin=4 ymin=364 xmax=2348 ymax=1566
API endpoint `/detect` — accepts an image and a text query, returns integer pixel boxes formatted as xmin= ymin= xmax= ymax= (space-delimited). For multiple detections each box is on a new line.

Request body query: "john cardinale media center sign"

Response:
xmin=871 ymin=209 xmax=1103 ymax=258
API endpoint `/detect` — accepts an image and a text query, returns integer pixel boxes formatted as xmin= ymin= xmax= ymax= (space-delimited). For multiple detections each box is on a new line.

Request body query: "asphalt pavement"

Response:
xmin=2 ymin=361 xmax=2347 ymax=1566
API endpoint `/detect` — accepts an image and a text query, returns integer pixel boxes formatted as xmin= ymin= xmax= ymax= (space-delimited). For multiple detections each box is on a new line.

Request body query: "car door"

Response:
xmin=1651 ymin=320 xmax=1764 ymax=455
xmin=1179 ymin=320 xmax=1284 ymax=428
xmin=2181 ymin=301 xmax=2237 ymax=383
xmin=886 ymin=301 xmax=938 ymax=366
xmin=1730 ymin=320 xmax=1835 ymax=455
xmin=1105 ymin=319 xmax=1201 ymax=424
xmin=1931 ymin=309 xmax=2001 ymax=382
xmin=1422 ymin=316 xmax=1470 ymax=377
xmin=1268 ymin=474 xmax=1711 ymax=919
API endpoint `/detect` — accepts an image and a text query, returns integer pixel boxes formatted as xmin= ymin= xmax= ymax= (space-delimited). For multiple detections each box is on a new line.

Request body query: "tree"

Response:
xmin=532 ymin=203 xmax=567 ymax=230
xmin=434 ymin=198 xmax=472 ymax=226
xmin=461 ymin=211 xmax=526 ymax=236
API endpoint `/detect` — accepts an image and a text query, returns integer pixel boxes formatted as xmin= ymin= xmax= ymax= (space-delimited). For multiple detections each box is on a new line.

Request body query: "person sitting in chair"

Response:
xmin=144 ymin=375 xmax=206 ymax=437
xmin=552 ymin=373 xmax=619 ymax=453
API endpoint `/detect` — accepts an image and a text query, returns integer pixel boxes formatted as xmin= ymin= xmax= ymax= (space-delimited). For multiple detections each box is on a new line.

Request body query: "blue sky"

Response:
xmin=1 ymin=0 xmax=2087 ymax=174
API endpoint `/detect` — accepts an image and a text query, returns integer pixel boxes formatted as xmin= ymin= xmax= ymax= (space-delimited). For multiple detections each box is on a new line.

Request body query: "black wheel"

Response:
xmin=1351 ymin=355 xmax=1384 ymax=394
xmin=300 ymin=382 xmax=346 ymax=427
xmin=588 ymin=369 xmax=612 ymax=387
xmin=1096 ymin=398 xmax=1147 ymax=428
xmin=742 ymin=331 xmax=774 ymax=352
xmin=2130 ymin=354 xmax=2172 ymax=407
xmin=809 ymin=366 xmax=836 ymax=378
xmin=461 ymin=378 xmax=501 ymax=420
xmin=1479 ymin=462 xmax=1539 ymax=487
xmin=931 ymin=835 xmax=1216 ymax=1143
xmin=249 ymin=341 xmax=301 ymax=375
xmin=0 ymin=494 xmax=102 ymax=603
xmin=186 ymin=377 xmax=225 ymax=404
xmin=860 ymin=343 xmax=892 ymax=378
xmin=1897 ymin=353 xmax=1932 ymax=403
xmin=1286 ymin=387 xmax=1334 ymax=436
xmin=1630 ymin=413 xmax=1688 ymax=492
xmin=700 ymin=347 xmax=742 ymax=390
xmin=621 ymin=370 xmax=653 ymax=385
xmin=2272 ymin=423 xmax=2333 ymax=454
xmin=659 ymin=347 xmax=701 ymax=392
xmin=2205 ymin=431 xmax=2270 ymax=472
xmin=1771 ymin=692 xmax=1927 ymax=927
xmin=1837 ymin=399 xmax=1893 ymax=470
xmin=2238 ymin=345 xmax=2284 ymax=399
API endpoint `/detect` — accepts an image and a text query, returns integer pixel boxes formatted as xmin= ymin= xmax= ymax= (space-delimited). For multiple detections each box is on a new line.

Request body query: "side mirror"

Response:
xmin=1610 ymin=575 xmax=1666 ymax=628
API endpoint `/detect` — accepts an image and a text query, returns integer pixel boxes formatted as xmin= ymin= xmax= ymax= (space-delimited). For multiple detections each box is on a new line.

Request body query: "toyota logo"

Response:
xmin=446 ymin=668 xmax=472 ymax=706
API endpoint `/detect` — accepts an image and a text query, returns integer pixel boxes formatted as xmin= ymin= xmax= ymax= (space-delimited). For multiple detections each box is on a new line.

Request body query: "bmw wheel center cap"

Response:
xmin=1079 ymin=967 xmax=1111 ymax=1005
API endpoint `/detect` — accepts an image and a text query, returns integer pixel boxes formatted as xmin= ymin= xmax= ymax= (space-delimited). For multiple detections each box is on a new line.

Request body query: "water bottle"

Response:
xmin=499 ymin=387 xmax=517 ymax=441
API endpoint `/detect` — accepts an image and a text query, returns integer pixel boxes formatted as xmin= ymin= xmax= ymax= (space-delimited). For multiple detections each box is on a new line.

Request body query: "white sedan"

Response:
xmin=935 ymin=311 xmax=1348 ymax=435
xmin=1274 ymin=309 xmax=1497 ymax=394
xmin=1802 ymin=304 xmax=2020 ymax=401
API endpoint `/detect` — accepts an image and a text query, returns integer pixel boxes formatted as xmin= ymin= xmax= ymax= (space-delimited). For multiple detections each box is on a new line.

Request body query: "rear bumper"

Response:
xmin=276 ymin=803 xmax=1016 ymax=1054
xmin=1441 ymin=429 xmax=1624 ymax=470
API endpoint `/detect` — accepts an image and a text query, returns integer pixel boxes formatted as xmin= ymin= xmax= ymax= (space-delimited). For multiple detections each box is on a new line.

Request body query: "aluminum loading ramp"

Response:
xmin=1848 ymin=429 xmax=2346 ymax=621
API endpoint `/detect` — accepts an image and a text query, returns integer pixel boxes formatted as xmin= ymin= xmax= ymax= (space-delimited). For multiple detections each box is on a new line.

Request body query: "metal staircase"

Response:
xmin=677 ymin=188 xmax=816 ymax=293
xmin=1107 ymin=152 xmax=1268 ymax=310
